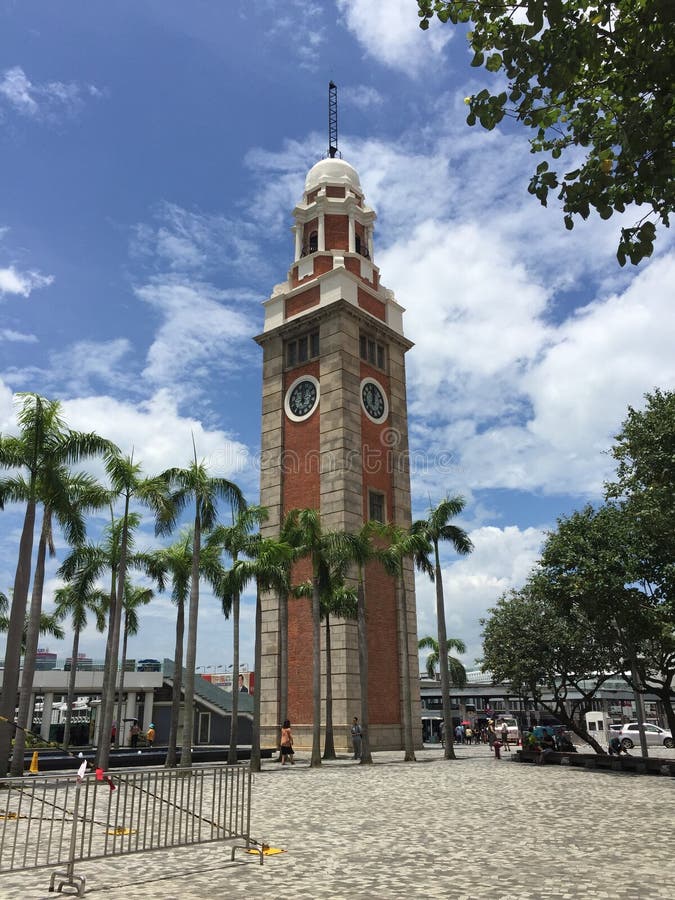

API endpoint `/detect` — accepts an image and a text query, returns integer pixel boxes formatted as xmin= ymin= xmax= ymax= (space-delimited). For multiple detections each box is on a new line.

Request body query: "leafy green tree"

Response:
xmin=209 ymin=505 xmax=268 ymax=765
xmin=155 ymin=452 xmax=244 ymax=768
xmin=52 ymin=583 xmax=107 ymax=749
xmin=0 ymin=393 xmax=115 ymax=777
xmin=539 ymin=502 xmax=675 ymax=737
xmin=412 ymin=497 xmax=473 ymax=761
xmin=606 ymin=388 xmax=675 ymax=606
xmin=417 ymin=1 xmax=674 ymax=264
xmin=482 ymin=577 xmax=614 ymax=752
xmin=418 ymin=635 xmax=468 ymax=687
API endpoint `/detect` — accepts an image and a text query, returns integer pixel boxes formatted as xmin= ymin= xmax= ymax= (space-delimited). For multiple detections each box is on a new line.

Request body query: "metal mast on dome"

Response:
xmin=328 ymin=81 xmax=341 ymax=159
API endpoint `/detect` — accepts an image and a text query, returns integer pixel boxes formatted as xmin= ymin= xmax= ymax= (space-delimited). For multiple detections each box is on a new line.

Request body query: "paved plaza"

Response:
xmin=2 ymin=743 xmax=674 ymax=899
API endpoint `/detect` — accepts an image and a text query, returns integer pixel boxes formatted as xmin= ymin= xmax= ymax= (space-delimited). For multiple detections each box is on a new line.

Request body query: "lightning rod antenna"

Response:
xmin=328 ymin=81 xmax=340 ymax=159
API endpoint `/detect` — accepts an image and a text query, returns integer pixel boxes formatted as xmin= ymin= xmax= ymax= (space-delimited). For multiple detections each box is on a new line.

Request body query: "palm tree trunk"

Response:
xmin=0 ymin=497 xmax=36 ymax=777
xmin=181 ymin=510 xmax=201 ymax=768
xmin=357 ymin=573 xmax=373 ymax=764
xmin=62 ymin=628 xmax=80 ymax=750
xmin=310 ymin=577 xmax=322 ymax=767
xmin=250 ymin=585 xmax=262 ymax=772
xmin=165 ymin=598 xmax=185 ymax=767
xmin=114 ymin=619 xmax=129 ymax=749
xmin=398 ymin=567 xmax=416 ymax=762
xmin=11 ymin=509 xmax=50 ymax=776
xmin=98 ymin=498 xmax=130 ymax=771
xmin=228 ymin=585 xmax=240 ymax=765
xmin=323 ymin=613 xmax=336 ymax=759
xmin=434 ymin=541 xmax=455 ymax=761
xmin=278 ymin=588 xmax=288 ymax=748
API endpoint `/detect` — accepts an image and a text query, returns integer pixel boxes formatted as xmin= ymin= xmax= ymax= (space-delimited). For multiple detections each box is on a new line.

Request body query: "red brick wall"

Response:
xmin=283 ymin=360 xmax=321 ymax=724
xmin=326 ymin=186 xmax=345 ymax=198
xmin=358 ymin=287 xmax=385 ymax=321
xmin=325 ymin=214 xmax=348 ymax=251
xmin=286 ymin=284 xmax=320 ymax=318
xmin=359 ymin=361 xmax=400 ymax=723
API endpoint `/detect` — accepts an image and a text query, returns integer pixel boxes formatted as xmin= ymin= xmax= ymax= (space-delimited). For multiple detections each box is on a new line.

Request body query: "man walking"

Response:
xmin=351 ymin=716 xmax=362 ymax=760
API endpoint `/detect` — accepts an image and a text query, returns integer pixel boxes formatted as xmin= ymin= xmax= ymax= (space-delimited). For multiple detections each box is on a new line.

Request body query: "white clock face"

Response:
xmin=360 ymin=377 xmax=388 ymax=423
xmin=285 ymin=375 xmax=320 ymax=422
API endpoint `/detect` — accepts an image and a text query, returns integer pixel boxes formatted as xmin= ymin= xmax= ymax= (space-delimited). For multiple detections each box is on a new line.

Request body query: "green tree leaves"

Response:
xmin=418 ymin=0 xmax=674 ymax=265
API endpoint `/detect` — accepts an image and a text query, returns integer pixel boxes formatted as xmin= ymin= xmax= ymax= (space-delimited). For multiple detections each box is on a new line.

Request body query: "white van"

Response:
xmin=494 ymin=716 xmax=519 ymax=743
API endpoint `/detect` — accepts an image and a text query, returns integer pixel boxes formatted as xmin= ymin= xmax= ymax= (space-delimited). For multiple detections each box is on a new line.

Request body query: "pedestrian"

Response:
xmin=537 ymin=731 xmax=556 ymax=764
xmin=351 ymin=716 xmax=363 ymax=759
xmin=130 ymin=720 xmax=140 ymax=748
xmin=438 ymin=719 xmax=444 ymax=747
xmin=280 ymin=719 xmax=294 ymax=765
xmin=500 ymin=723 xmax=510 ymax=751
xmin=455 ymin=724 xmax=463 ymax=744
xmin=146 ymin=723 xmax=155 ymax=748
xmin=110 ymin=722 xmax=116 ymax=745
xmin=608 ymin=736 xmax=629 ymax=756
xmin=487 ymin=722 xmax=496 ymax=746
xmin=493 ymin=738 xmax=502 ymax=759
xmin=465 ymin=726 xmax=473 ymax=745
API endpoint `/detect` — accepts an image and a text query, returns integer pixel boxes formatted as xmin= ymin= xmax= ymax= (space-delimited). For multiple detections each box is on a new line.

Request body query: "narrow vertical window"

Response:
xmin=369 ymin=491 xmax=385 ymax=523
xmin=310 ymin=331 xmax=320 ymax=358
xmin=298 ymin=336 xmax=308 ymax=362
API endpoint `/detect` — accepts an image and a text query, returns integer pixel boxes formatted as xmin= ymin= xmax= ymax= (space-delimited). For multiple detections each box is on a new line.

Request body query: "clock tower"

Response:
xmin=255 ymin=144 xmax=421 ymax=752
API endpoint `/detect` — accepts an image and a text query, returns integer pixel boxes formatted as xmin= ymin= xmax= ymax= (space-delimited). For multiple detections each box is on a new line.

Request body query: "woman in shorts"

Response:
xmin=280 ymin=719 xmax=294 ymax=765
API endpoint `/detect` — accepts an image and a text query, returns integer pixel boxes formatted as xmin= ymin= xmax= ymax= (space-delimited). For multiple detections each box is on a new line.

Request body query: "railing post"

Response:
xmin=48 ymin=777 xmax=86 ymax=897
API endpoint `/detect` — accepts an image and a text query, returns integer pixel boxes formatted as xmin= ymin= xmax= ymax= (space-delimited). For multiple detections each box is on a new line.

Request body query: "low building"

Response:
xmin=0 ymin=658 xmax=254 ymax=749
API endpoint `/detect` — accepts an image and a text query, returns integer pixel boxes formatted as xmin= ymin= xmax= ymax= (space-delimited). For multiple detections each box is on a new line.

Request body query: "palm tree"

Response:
xmin=412 ymin=497 xmax=473 ymax=761
xmin=0 ymin=393 xmax=115 ymax=776
xmin=341 ymin=523 xmax=378 ymax=765
xmin=227 ymin=536 xmax=291 ymax=772
xmin=150 ymin=530 xmax=226 ymax=767
xmin=10 ymin=469 xmax=109 ymax=776
xmin=208 ymin=505 xmax=268 ymax=765
xmin=276 ymin=511 xmax=304 ymax=749
xmin=95 ymin=452 xmax=167 ymax=770
xmin=418 ymin=635 xmax=468 ymax=686
xmin=379 ymin=525 xmax=433 ymax=762
xmin=155 ymin=449 xmax=244 ymax=768
xmin=282 ymin=508 xmax=335 ymax=768
xmin=58 ymin=509 xmax=160 ymax=762
xmin=52 ymin=583 xmax=107 ymax=749
xmin=0 ymin=591 xmax=66 ymax=650
xmin=114 ymin=583 xmax=153 ymax=749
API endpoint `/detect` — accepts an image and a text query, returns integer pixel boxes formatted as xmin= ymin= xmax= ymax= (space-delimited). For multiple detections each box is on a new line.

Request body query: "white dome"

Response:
xmin=304 ymin=157 xmax=361 ymax=193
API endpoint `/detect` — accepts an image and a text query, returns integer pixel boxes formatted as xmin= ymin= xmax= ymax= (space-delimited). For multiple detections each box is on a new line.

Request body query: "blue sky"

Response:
xmin=2 ymin=0 xmax=674 ymax=675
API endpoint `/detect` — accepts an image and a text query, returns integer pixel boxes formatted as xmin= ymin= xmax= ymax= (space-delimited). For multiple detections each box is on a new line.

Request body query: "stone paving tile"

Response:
xmin=2 ymin=744 xmax=674 ymax=899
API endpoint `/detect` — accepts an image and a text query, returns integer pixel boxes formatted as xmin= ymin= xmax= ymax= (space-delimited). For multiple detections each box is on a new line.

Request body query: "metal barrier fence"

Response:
xmin=0 ymin=763 xmax=255 ymax=896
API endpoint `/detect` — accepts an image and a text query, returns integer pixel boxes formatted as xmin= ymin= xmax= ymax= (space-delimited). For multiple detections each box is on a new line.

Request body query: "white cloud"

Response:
xmin=416 ymin=525 xmax=545 ymax=669
xmin=336 ymin=0 xmax=452 ymax=74
xmin=0 ymin=66 xmax=101 ymax=120
xmin=135 ymin=276 xmax=256 ymax=393
xmin=0 ymin=328 xmax=37 ymax=343
xmin=63 ymin=389 xmax=251 ymax=480
xmin=341 ymin=85 xmax=384 ymax=111
xmin=0 ymin=265 xmax=53 ymax=297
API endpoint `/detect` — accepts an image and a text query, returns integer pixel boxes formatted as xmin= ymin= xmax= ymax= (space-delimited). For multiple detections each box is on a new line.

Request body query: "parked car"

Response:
xmin=618 ymin=722 xmax=673 ymax=750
